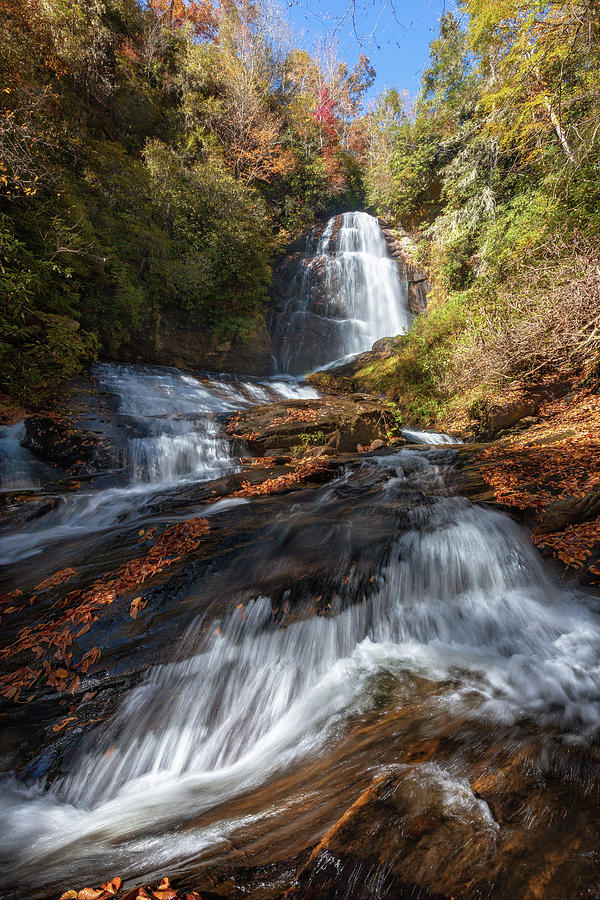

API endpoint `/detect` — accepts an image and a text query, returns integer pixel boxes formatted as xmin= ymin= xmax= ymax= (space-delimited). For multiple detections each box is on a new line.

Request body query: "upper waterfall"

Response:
xmin=271 ymin=211 xmax=412 ymax=375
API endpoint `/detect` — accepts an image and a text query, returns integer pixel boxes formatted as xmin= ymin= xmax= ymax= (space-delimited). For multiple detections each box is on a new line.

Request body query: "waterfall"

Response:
xmin=272 ymin=211 xmax=412 ymax=374
xmin=0 ymin=423 xmax=51 ymax=492
xmin=3 ymin=449 xmax=600 ymax=892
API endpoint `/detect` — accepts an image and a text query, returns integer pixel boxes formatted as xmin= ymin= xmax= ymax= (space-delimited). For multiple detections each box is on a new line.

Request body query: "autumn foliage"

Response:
xmin=475 ymin=373 xmax=600 ymax=582
xmin=0 ymin=517 xmax=209 ymax=705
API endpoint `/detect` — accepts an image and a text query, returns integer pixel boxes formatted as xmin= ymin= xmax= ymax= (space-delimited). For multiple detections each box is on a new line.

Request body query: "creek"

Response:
xmin=1 ymin=213 xmax=599 ymax=899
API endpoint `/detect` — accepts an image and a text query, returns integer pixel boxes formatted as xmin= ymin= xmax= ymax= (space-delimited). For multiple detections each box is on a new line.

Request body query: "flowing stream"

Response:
xmin=1 ymin=213 xmax=599 ymax=898
xmin=0 ymin=367 xmax=316 ymax=568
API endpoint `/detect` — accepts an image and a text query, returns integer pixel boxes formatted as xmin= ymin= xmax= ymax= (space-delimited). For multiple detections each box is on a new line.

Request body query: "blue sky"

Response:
xmin=287 ymin=0 xmax=453 ymax=101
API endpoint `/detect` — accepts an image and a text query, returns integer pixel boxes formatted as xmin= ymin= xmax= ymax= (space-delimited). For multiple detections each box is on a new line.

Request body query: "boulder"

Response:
xmin=294 ymin=763 xmax=498 ymax=898
xmin=470 ymin=398 xmax=538 ymax=440
xmin=226 ymin=395 xmax=398 ymax=455
xmin=24 ymin=415 xmax=123 ymax=475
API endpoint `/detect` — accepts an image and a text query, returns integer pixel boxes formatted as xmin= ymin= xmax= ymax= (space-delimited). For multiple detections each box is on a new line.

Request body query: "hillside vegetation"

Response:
xmin=3 ymin=0 xmax=599 ymax=422
xmin=364 ymin=1 xmax=600 ymax=426
xmin=0 ymin=0 xmax=373 ymax=403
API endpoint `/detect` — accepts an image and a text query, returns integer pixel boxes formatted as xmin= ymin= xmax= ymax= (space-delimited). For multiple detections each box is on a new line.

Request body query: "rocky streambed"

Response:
xmin=1 ymin=362 xmax=600 ymax=900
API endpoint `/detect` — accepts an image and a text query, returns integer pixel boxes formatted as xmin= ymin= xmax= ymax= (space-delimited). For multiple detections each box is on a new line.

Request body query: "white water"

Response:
xmin=0 ymin=423 xmax=52 ymax=491
xmin=0 ymin=366 xmax=317 ymax=566
xmin=4 ymin=211 xmax=599 ymax=894
xmin=2 ymin=450 xmax=600 ymax=888
xmin=402 ymin=428 xmax=462 ymax=445
xmin=273 ymin=211 xmax=411 ymax=374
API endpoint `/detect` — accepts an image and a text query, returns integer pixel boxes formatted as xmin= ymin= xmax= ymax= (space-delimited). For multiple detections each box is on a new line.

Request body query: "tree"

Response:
xmin=466 ymin=0 xmax=600 ymax=166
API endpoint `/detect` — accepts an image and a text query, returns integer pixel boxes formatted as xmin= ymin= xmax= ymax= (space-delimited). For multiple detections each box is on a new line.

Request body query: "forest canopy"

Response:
xmin=363 ymin=0 xmax=600 ymax=424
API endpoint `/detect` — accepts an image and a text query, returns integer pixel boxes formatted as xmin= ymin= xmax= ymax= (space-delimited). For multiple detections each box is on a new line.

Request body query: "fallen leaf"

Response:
xmin=59 ymin=891 xmax=78 ymax=900
xmin=77 ymin=888 xmax=106 ymax=900
xmin=100 ymin=876 xmax=122 ymax=895
xmin=34 ymin=568 xmax=77 ymax=593
xmin=129 ymin=596 xmax=148 ymax=619
xmin=79 ymin=647 xmax=101 ymax=673
xmin=0 ymin=588 xmax=23 ymax=605
xmin=53 ymin=716 xmax=76 ymax=733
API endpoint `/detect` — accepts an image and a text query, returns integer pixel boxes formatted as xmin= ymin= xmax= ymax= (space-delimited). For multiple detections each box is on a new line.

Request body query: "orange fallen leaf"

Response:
xmin=34 ymin=568 xmax=77 ymax=593
xmin=79 ymin=647 xmax=101 ymax=673
xmin=100 ymin=876 xmax=122 ymax=895
xmin=0 ymin=588 xmax=23 ymax=605
xmin=59 ymin=891 xmax=78 ymax=900
xmin=130 ymin=596 xmax=148 ymax=619
xmin=53 ymin=716 xmax=76 ymax=733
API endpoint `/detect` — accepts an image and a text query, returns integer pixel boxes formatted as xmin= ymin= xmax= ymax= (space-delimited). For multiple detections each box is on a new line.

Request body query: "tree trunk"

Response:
xmin=543 ymin=96 xmax=575 ymax=162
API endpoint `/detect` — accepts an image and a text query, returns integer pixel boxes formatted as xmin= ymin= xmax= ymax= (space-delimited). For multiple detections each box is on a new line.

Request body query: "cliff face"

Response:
xmin=114 ymin=306 xmax=274 ymax=376
xmin=268 ymin=218 xmax=339 ymax=374
xmin=379 ymin=226 xmax=429 ymax=315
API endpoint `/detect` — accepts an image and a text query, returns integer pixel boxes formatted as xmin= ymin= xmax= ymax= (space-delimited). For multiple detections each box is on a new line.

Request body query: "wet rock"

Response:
xmin=113 ymin=307 xmax=273 ymax=377
xmin=534 ymin=484 xmax=600 ymax=535
xmin=226 ymin=395 xmax=398 ymax=455
xmin=24 ymin=415 xmax=124 ymax=475
xmin=380 ymin=225 xmax=430 ymax=315
xmin=294 ymin=763 xmax=498 ymax=898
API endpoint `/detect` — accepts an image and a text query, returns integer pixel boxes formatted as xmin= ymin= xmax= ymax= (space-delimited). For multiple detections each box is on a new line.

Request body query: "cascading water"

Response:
xmin=272 ymin=211 xmax=412 ymax=374
xmin=2 ymin=449 xmax=600 ymax=895
xmin=3 ymin=211 xmax=600 ymax=899
xmin=0 ymin=365 xmax=317 ymax=567
xmin=0 ymin=423 xmax=52 ymax=491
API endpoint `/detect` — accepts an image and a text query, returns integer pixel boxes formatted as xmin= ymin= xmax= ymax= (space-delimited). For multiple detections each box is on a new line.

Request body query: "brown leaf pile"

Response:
xmin=477 ymin=379 xmax=600 ymax=573
xmin=266 ymin=407 xmax=321 ymax=428
xmin=233 ymin=458 xmax=328 ymax=497
xmin=533 ymin=517 xmax=600 ymax=570
xmin=0 ymin=517 xmax=209 ymax=705
xmin=59 ymin=876 xmax=201 ymax=900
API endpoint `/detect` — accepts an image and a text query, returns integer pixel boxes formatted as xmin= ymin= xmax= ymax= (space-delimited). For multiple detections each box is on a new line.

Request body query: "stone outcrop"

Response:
xmin=24 ymin=415 xmax=124 ymax=476
xmin=380 ymin=225 xmax=430 ymax=315
xmin=294 ymin=764 xmax=498 ymax=899
xmin=469 ymin=396 xmax=539 ymax=440
xmin=268 ymin=217 xmax=347 ymax=374
xmin=117 ymin=307 xmax=274 ymax=377
xmin=226 ymin=394 xmax=402 ymax=454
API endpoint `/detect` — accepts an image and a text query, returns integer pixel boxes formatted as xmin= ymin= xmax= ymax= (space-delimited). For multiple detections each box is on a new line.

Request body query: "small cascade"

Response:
xmin=0 ymin=365 xmax=317 ymax=566
xmin=402 ymin=428 xmax=462 ymax=445
xmin=95 ymin=366 xmax=238 ymax=486
xmin=4 ymin=449 xmax=600 ymax=892
xmin=272 ymin=211 xmax=412 ymax=374
xmin=0 ymin=423 xmax=50 ymax=492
